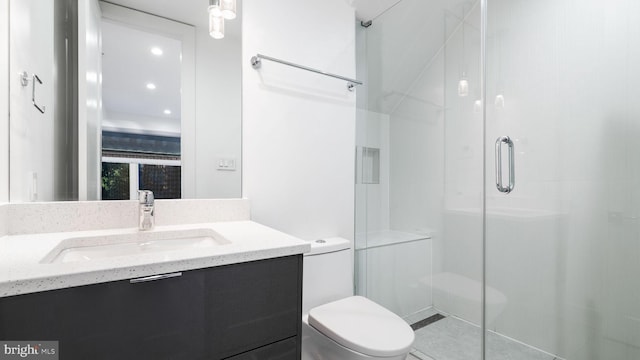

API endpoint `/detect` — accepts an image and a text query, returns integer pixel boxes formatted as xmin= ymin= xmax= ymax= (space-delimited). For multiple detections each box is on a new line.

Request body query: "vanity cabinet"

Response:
xmin=0 ymin=255 xmax=302 ymax=360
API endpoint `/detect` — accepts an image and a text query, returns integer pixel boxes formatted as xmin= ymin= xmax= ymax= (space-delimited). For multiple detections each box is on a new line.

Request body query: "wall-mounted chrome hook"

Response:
xmin=250 ymin=56 xmax=262 ymax=69
xmin=20 ymin=71 xmax=30 ymax=87
xmin=20 ymin=71 xmax=45 ymax=114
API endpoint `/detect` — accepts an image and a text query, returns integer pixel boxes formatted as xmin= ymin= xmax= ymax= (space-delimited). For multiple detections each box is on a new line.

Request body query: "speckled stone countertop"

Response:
xmin=0 ymin=221 xmax=310 ymax=297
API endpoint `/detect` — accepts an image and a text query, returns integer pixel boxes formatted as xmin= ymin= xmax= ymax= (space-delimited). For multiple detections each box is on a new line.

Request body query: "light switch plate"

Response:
xmin=216 ymin=158 xmax=236 ymax=171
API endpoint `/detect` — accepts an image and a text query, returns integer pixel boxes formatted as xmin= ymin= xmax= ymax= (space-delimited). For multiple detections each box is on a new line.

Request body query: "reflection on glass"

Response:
xmin=101 ymin=163 xmax=130 ymax=200
xmin=458 ymin=76 xmax=470 ymax=97
xmin=494 ymin=93 xmax=505 ymax=109
xmin=139 ymin=165 xmax=181 ymax=199
xmin=101 ymin=19 xmax=182 ymax=200
xmin=101 ymin=163 xmax=181 ymax=200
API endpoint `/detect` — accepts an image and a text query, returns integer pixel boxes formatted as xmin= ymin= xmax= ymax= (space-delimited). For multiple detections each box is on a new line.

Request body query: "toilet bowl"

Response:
xmin=302 ymin=238 xmax=414 ymax=359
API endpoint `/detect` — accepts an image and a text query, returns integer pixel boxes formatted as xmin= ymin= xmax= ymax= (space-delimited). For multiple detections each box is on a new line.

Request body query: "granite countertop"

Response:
xmin=0 ymin=221 xmax=310 ymax=297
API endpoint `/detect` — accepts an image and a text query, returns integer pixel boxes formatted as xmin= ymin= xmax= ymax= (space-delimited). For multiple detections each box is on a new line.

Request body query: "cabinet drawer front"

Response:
xmin=206 ymin=255 xmax=302 ymax=358
xmin=0 ymin=255 xmax=303 ymax=360
xmin=0 ymin=271 xmax=205 ymax=360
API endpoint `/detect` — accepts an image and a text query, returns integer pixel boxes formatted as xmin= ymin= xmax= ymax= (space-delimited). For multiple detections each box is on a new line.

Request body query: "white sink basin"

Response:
xmin=41 ymin=228 xmax=230 ymax=264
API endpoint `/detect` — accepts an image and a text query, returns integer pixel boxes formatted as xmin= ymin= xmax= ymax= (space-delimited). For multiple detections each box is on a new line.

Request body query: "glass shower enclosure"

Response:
xmin=355 ymin=0 xmax=640 ymax=359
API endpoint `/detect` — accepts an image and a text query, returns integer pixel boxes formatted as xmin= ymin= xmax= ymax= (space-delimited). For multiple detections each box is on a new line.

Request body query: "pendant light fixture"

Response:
xmin=208 ymin=0 xmax=237 ymax=39
xmin=209 ymin=10 xmax=225 ymax=39
xmin=209 ymin=0 xmax=222 ymax=16
xmin=458 ymin=5 xmax=469 ymax=97
xmin=221 ymin=0 xmax=237 ymax=20
xmin=208 ymin=0 xmax=224 ymax=39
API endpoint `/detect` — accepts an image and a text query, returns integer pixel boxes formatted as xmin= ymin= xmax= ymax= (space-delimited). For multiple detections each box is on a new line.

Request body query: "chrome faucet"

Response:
xmin=138 ymin=190 xmax=155 ymax=231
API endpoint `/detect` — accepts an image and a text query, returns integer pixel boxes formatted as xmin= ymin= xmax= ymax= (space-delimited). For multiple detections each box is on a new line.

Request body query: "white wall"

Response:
xmin=242 ymin=0 xmax=356 ymax=241
xmin=194 ymin=20 xmax=242 ymax=199
xmin=0 ymin=0 xmax=8 ymax=203
xmin=9 ymin=0 xmax=55 ymax=202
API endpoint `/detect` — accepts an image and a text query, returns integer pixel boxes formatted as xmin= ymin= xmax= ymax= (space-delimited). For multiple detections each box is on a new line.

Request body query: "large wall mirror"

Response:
xmin=8 ymin=0 xmax=242 ymax=202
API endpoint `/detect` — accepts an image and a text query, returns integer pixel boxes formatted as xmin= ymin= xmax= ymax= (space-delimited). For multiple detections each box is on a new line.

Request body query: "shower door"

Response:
xmin=484 ymin=0 xmax=640 ymax=359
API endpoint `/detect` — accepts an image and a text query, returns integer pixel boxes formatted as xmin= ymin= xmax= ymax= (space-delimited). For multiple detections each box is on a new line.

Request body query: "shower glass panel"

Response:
xmin=485 ymin=0 xmax=640 ymax=359
xmin=355 ymin=1 xmax=483 ymax=358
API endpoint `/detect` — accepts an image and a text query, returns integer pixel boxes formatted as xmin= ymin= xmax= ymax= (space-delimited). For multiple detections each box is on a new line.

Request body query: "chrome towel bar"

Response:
xmin=250 ymin=53 xmax=363 ymax=91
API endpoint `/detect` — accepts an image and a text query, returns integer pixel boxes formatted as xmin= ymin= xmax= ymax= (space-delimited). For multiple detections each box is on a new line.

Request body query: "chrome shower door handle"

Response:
xmin=495 ymin=136 xmax=515 ymax=193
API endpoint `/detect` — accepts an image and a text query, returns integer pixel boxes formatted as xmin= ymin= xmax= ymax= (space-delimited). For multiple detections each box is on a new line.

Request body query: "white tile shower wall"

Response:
xmin=483 ymin=0 xmax=640 ymax=359
xmin=435 ymin=2 xmax=484 ymax=326
xmin=388 ymin=50 xmax=446 ymax=237
xmin=0 ymin=0 xmax=8 ymax=203
xmin=355 ymin=109 xmax=390 ymax=237
xmin=356 ymin=238 xmax=432 ymax=318
xmin=359 ymin=0 xmax=453 ymax=318
xmin=7 ymin=199 xmax=250 ymax=235
xmin=361 ymin=0 xmax=486 ymax=331
xmin=242 ymin=0 xmax=356 ymax=241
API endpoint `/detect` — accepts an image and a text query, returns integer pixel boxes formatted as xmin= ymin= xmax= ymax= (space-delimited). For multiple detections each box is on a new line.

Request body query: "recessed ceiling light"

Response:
xmin=164 ymin=109 xmax=172 ymax=115
xmin=151 ymin=47 xmax=163 ymax=56
xmin=146 ymin=83 xmax=156 ymax=90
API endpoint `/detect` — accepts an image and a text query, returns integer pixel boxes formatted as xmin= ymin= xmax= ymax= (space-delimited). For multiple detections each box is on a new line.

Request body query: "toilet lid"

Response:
xmin=308 ymin=296 xmax=415 ymax=357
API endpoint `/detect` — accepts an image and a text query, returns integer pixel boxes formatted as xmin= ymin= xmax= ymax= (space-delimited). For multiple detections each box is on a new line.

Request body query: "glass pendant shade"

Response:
xmin=208 ymin=0 xmax=222 ymax=17
xmin=209 ymin=12 xmax=225 ymax=39
xmin=221 ymin=0 xmax=237 ymax=20
xmin=474 ymin=99 xmax=482 ymax=113
xmin=458 ymin=75 xmax=469 ymax=97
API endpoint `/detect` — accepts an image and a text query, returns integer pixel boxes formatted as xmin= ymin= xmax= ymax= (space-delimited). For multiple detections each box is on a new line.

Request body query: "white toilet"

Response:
xmin=302 ymin=237 xmax=415 ymax=359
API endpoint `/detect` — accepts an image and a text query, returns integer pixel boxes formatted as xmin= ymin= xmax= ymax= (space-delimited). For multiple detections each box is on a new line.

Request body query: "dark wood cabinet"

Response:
xmin=0 ymin=255 xmax=303 ymax=360
xmin=226 ymin=337 xmax=299 ymax=360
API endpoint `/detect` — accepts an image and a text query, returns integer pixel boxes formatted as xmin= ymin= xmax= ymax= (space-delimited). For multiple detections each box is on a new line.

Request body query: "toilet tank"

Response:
xmin=303 ymin=237 xmax=353 ymax=314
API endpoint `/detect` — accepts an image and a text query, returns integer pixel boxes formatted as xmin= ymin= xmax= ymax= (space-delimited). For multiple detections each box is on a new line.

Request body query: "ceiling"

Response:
xmin=348 ymin=0 xmax=477 ymax=23
xmin=347 ymin=0 xmax=403 ymax=22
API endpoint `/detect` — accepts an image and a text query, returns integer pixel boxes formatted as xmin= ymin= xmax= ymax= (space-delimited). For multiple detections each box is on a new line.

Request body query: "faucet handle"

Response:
xmin=138 ymin=190 xmax=154 ymax=205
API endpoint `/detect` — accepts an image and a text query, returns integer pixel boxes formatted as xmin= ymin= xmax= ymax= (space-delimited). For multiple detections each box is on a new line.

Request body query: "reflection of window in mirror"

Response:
xmin=100 ymin=21 xmax=182 ymax=200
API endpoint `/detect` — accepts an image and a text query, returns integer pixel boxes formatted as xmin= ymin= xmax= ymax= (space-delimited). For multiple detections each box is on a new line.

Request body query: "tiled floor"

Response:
xmin=408 ymin=349 xmax=436 ymax=360
xmin=410 ymin=315 xmax=559 ymax=360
